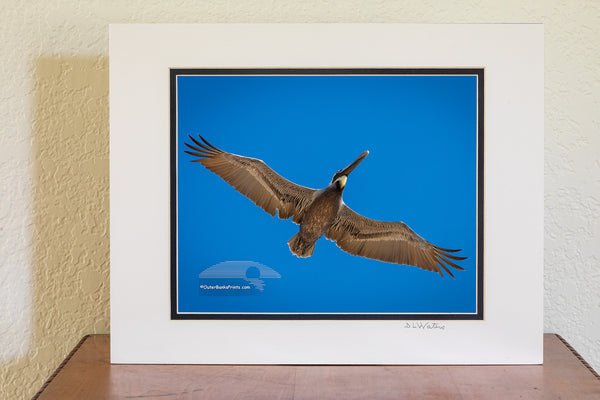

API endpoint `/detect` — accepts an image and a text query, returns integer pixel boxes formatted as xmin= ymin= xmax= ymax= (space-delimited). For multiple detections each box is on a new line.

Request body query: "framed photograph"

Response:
xmin=171 ymin=68 xmax=484 ymax=320
xmin=111 ymin=24 xmax=543 ymax=364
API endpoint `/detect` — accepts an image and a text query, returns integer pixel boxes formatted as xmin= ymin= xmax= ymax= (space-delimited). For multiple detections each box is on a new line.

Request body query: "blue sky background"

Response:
xmin=175 ymin=73 xmax=479 ymax=314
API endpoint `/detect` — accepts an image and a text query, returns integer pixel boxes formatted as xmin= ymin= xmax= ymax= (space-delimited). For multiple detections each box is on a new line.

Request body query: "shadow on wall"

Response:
xmin=0 ymin=57 xmax=110 ymax=399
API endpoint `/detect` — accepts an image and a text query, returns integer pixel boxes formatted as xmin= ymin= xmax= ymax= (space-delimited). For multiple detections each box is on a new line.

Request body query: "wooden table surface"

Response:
xmin=33 ymin=334 xmax=600 ymax=399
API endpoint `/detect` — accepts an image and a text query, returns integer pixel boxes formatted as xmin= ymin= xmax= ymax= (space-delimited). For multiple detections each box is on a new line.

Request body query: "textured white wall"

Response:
xmin=0 ymin=1 xmax=598 ymax=398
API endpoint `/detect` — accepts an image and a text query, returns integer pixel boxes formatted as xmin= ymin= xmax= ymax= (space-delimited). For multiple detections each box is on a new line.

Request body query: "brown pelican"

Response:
xmin=183 ymin=135 xmax=466 ymax=277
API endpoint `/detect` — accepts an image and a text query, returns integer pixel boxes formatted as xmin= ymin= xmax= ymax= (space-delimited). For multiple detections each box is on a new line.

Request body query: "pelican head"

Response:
xmin=331 ymin=151 xmax=369 ymax=189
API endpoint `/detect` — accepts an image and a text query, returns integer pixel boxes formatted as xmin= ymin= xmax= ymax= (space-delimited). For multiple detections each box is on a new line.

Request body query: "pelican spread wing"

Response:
xmin=326 ymin=204 xmax=466 ymax=277
xmin=184 ymin=135 xmax=466 ymax=277
xmin=183 ymin=135 xmax=317 ymax=222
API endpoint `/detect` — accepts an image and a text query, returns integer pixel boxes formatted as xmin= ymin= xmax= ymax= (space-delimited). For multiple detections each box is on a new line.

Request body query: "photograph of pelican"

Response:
xmin=183 ymin=135 xmax=466 ymax=278
xmin=171 ymin=69 xmax=483 ymax=318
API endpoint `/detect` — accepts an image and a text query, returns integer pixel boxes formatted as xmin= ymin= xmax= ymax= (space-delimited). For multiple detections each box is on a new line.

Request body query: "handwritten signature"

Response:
xmin=404 ymin=322 xmax=446 ymax=330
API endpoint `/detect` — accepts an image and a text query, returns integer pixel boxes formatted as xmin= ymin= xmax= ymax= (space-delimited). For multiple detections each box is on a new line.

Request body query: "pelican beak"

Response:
xmin=339 ymin=151 xmax=369 ymax=177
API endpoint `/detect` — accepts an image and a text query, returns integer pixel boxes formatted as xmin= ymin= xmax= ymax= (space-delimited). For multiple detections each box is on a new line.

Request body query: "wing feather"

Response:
xmin=183 ymin=135 xmax=316 ymax=223
xmin=326 ymin=204 xmax=466 ymax=277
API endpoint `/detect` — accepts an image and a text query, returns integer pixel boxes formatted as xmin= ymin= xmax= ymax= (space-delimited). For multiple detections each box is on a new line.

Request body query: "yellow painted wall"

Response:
xmin=1 ymin=2 xmax=599 ymax=399
xmin=1 ymin=57 xmax=110 ymax=398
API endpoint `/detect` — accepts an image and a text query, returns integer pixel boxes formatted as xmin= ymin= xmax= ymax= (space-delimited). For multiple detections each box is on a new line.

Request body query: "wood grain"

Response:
xmin=34 ymin=334 xmax=600 ymax=400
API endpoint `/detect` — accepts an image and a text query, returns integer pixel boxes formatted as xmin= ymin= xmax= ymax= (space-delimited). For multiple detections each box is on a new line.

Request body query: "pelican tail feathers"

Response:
xmin=287 ymin=233 xmax=316 ymax=258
